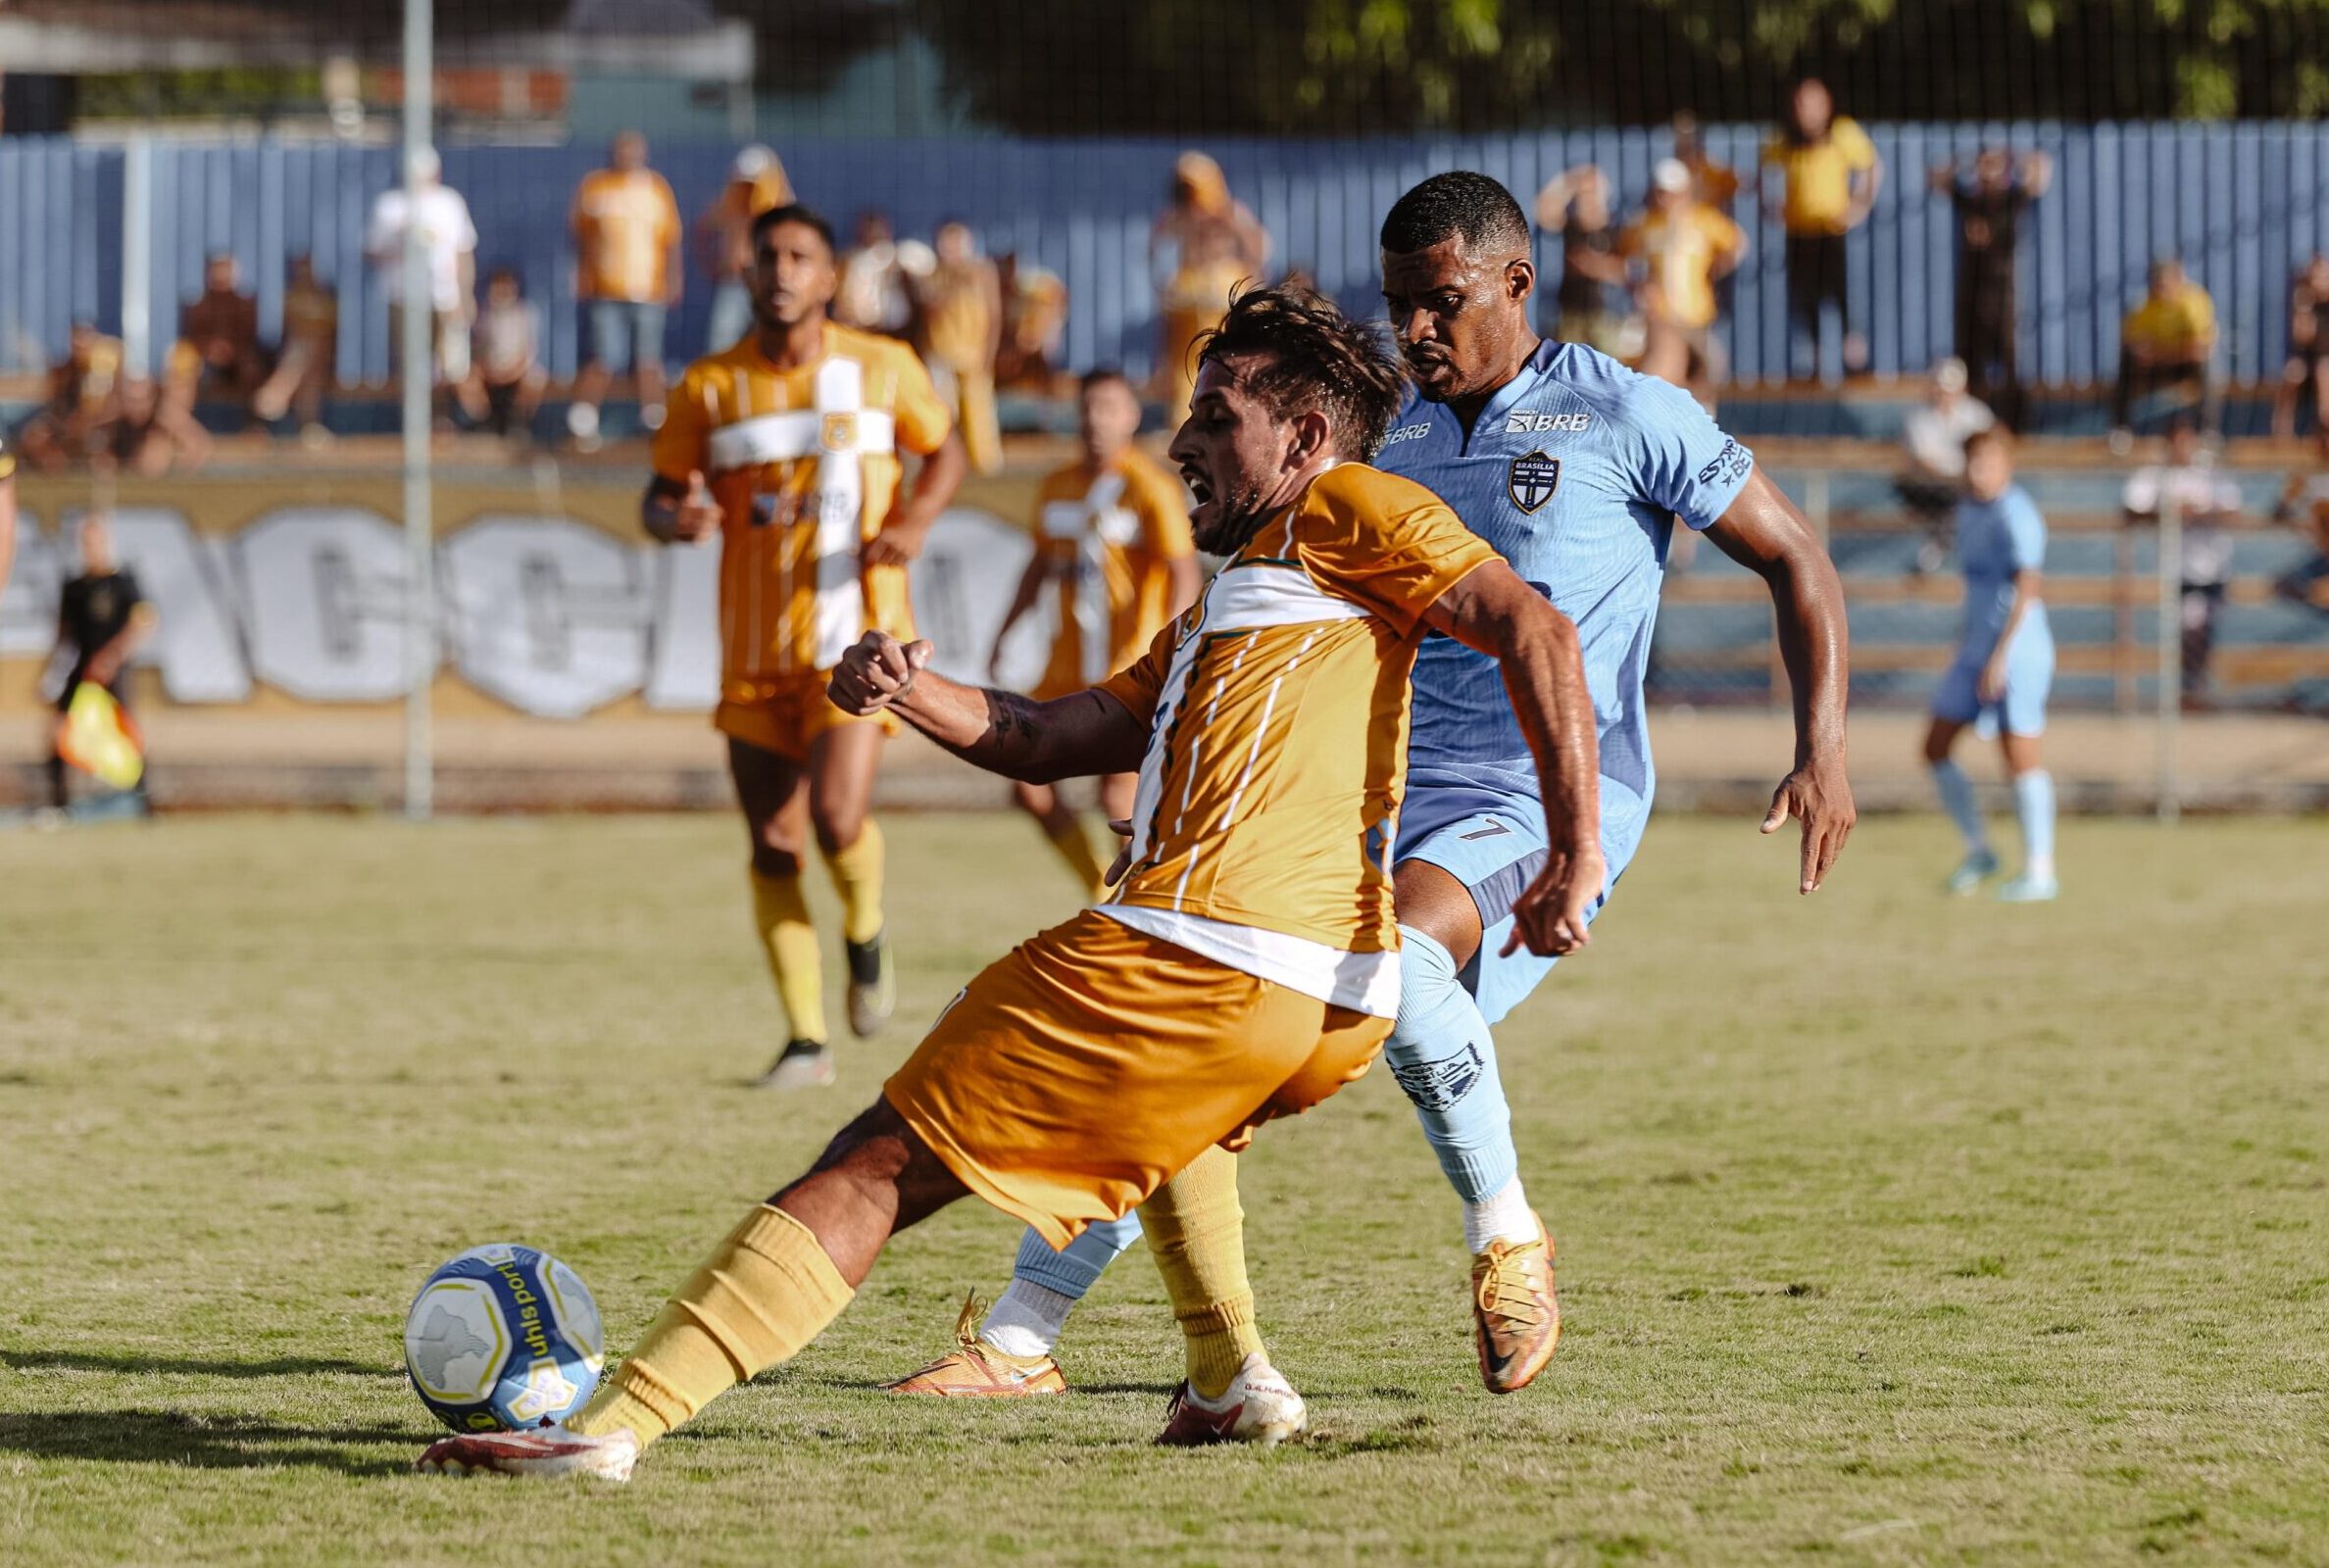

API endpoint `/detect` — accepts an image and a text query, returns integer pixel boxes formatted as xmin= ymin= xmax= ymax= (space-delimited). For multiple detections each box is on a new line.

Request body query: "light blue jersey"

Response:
xmin=1953 ymin=484 xmax=2049 ymax=660
xmin=1933 ymin=483 xmax=2053 ymax=736
xmin=1377 ymin=341 xmax=1754 ymax=892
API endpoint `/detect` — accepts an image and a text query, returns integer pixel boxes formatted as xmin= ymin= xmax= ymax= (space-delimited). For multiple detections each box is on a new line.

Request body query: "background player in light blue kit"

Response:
xmin=883 ymin=172 xmax=1855 ymax=1403
xmin=1924 ymin=425 xmax=2057 ymax=901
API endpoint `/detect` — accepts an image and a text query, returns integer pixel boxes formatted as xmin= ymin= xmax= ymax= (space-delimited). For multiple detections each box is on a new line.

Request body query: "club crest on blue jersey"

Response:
xmin=1508 ymin=451 xmax=1561 ymax=514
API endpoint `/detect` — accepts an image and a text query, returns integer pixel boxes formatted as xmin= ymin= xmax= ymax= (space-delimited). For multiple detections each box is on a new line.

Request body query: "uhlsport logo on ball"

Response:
xmin=404 ymin=1245 xmax=604 ymax=1433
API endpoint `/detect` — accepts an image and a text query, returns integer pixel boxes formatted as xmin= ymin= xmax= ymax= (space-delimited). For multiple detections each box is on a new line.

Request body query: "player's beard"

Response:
xmin=1190 ymin=475 xmax=1273 ymax=555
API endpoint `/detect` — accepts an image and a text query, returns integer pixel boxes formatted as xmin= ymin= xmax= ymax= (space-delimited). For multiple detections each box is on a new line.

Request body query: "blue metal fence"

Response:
xmin=5 ymin=123 xmax=2329 ymax=389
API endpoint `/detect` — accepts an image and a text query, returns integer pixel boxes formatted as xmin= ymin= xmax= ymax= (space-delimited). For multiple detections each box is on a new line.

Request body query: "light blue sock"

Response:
xmin=1387 ymin=925 xmax=1517 ymax=1204
xmin=1930 ymin=759 xmax=1988 ymax=853
xmin=1008 ymin=1213 xmax=1142 ymax=1301
xmin=2012 ymin=768 xmax=2056 ymax=879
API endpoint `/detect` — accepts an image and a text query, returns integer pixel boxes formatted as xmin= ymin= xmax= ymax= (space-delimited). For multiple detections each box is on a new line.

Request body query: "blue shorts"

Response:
xmin=1397 ymin=787 xmax=1628 ymax=1027
xmin=1931 ymin=624 xmax=2054 ymax=737
xmin=587 ymin=299 xmax=668 ymax=374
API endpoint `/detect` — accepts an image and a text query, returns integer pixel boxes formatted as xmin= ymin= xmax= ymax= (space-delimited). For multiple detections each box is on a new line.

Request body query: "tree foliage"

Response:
xmin=907 ymin=0 xmax=2329 ymax=133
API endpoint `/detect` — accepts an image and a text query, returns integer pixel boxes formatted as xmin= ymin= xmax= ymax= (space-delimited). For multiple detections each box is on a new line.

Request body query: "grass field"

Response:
xmin=2 ymin=810 xmax=2326 ymax=1566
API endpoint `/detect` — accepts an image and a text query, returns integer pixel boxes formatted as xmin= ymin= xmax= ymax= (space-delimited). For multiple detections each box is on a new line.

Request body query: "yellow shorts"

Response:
xmin=715 ymin=671 xmax=896 ymax=762
xmin=883 ymin=908 xmax=1389 ymax=1249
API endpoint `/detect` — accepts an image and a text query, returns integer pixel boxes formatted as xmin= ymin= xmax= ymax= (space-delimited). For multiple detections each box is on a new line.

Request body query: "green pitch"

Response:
xmin=2 ymin=811 xmax=2324 ymax=1565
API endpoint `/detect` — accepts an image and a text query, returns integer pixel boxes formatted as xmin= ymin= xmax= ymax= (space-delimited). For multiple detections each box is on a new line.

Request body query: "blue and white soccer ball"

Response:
xmin=403 ymin=1244 xmax=605 ymax=1434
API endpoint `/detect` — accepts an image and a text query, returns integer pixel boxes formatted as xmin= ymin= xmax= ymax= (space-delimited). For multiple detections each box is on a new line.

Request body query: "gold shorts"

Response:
xmin=716 ymin=671 xmax=896 ymax=762
xmin=883 ymin=908 xmax=1389 ymax=1248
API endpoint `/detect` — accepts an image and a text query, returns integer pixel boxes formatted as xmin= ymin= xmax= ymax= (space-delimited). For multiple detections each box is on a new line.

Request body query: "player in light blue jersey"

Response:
xmin=883 ymin=172 xmax=1854 ymax=1405
xmin=1925 ymin=425 xmax=2056 ymax=901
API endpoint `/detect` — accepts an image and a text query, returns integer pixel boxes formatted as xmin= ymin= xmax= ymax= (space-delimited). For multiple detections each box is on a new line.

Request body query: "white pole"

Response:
xmin=121 ymin=136 xmax=153 ymax=377
xmin=2156 ymin=495 xmax=2181 ymax=824
xmin=401 ymin=0 xmax=435 ymax=821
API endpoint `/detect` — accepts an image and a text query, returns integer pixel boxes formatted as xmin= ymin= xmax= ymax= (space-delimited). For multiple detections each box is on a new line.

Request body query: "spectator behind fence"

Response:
xmin=1934 ymin=146 xmax=2050 ymax=424
xmin=459 ymin=267 xmax=547 ymax=442
xmin=95 ymin=375 xmax=209 ymax=477
xmin=1533 ymin=165 xmax=1633 ymax=357
xmin=0 ymin=428 xmax=15 ymax=599
xmin=2270 ymin=464 xmax=2329 ymax=611
xmin=2271 ymin=253 xmax=2329 ymax=446
xmin=47 ymin=512 xmax=155 ymax=815
xmin=17 ymin=322 xmax=123 ymax=472
xmin=1670 ymin=112 xmax=1741 ymax=206
xmin=366 ymin=148 xmax=476 ymax=396
xmin=171 ymin=252 xmax=266 ymax=422
xmin=569 ymin=131 xmax=683 ymax=449
xmin=1760 ymin=76 xmax=1882 ymax=383
xmin=2111 ymin=259 xmax=2220 ymax=452
xmin=1620 ymin=158 xmax=1746 ymax=409
xmin=1898 ymin=357 xmax=1997 ymax=574
xmin=697 ymin=144 xmax=790 ymax=355
xmin=252 ymin=255 xmax=338 ymax=444
xmin=2123 ymin=422 xmax=2240 ymax=704
xmin=1150 ymin=150 xmax=1269 ymax=426
xmin=834 ymin=210 xmax=922 ymax=340
xmin=917 ymin=219 xmax=1005 ymax=477
xmin=996 ymin=252 xmax=1068 ymax=394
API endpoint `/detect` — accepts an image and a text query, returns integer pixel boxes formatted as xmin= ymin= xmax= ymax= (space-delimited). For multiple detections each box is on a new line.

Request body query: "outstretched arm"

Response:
xmin=828 ymin=631 xmax=1149 ymax=784
xmin=1417 ymin=561 xmax=1604 ymax=957
xmin=1703 ymin=467 xmax=1857 ymax=892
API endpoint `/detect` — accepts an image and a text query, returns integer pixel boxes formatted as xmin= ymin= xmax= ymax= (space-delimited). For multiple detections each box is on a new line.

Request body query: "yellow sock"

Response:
xmin=567 ymin=1203 xmax=853 ymax=1447
xmin=1043 ymin=816 xmax=1110 ymax=899
xmin=1138 ymin=1145 xmax=1264 ymax=1398
xmin=750 ymin=870 xmax=825 ymax=1043
xmin=822 ymin=819 xmax=886 ymax=945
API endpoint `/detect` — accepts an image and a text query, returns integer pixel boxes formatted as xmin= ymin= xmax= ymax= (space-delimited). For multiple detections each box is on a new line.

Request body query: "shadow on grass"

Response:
xmin=2 ymin=1348 xmax=391 ymax=1379
xmin=0 ymin=1410 xmax=422 ymax=1475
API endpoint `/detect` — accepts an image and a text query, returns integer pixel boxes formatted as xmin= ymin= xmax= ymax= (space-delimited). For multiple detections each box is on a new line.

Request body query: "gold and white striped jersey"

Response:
xmin=653 ymin=324 xmax=953 ymax=687
xmin=1096 ymin=463 xmax=1500 ymax=1016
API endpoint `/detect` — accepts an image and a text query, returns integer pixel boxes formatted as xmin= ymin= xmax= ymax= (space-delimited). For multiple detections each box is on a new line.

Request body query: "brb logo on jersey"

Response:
xmin=1509 ymin=451 xmax=1561 ymax=514
xmin=1505 ymin=410 xmax=1592 ymax=435
xmin=1380 ymin=421 xmax=1433 ymax=447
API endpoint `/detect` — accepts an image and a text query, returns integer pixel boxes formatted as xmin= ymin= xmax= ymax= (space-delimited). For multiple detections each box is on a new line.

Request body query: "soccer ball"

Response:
xmin=403 ymin=1244 xmax=604 ymax=1434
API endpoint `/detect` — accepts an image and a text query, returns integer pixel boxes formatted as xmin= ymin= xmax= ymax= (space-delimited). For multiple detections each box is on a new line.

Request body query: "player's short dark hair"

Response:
xmin=1963 ymin=424 xmax=2011 ymax=459
xmin=1195 ymin=282 xmax=1407 ymax=462
xmin=751 ymin=202 xmax=836 ymax=257
xmin=1079 ymin=366 xmax=1135 ymax=397
xmin=1380 ymin=172 xmax=1532 ymax=259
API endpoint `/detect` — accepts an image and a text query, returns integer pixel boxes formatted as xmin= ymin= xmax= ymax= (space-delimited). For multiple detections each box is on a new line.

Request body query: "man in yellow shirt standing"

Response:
xmin=2112 ymin=257 xmax=2221 ymax=450
xmin=986 ymin=368 xmax=1199 ymax=896
xmin=1760 ymin=77 xmax=1881 ymax=384
xmin=1621 ymin=159 xmax=1747 ymax=408
xmin=643 ymin=203 xmax=968 ymax=1090
xmin=570 ymin=131 xmax=683 ymax=450
xmin=916 ymin=219 xmax=1005 ymax=476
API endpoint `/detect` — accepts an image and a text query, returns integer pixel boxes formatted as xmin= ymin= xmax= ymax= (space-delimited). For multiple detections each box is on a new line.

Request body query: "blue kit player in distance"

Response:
xmin=1924 ymin=424 xmax=2056 ymax=901
xmin=884 ymin=172 xmax=1857 ymax=1408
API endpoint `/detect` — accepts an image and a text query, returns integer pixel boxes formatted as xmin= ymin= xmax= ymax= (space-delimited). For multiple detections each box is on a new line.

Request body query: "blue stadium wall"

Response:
xmin=5 ymin=122 xmax=2329 ymax=388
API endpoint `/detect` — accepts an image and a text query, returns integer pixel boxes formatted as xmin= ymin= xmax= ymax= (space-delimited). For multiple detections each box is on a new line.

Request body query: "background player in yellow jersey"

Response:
xmin=987 ymin=368 xmax=1200 ymax=898
xmin=646 ymin=204 xmax=968 ymax=1089
xmin=416 ymin=283 xmax=1604 ymax=1480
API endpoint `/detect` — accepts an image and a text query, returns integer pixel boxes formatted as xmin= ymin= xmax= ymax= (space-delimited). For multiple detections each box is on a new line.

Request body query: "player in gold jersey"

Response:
xmin=987 ymin=368 xmax=1199 ymax=898
xmin=646 ymin=204 xmax=967 ymax=1088
xmin=416 ymin=283 xmax=1602 ymax=1480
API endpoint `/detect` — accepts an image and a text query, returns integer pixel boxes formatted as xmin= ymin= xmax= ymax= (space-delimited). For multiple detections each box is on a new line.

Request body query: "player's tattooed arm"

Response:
xmin=1421 ymin=561 xmax=1605 ymax=959
xmin=827 ymin=632 xmax=1148 ymax=782
xmin=1704 ymin=467 xmax=1857 ymax=893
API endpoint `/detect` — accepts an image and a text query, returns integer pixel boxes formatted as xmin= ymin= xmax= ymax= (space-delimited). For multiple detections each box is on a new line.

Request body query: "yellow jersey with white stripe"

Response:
xmin=654 ymin=324 xmax=953 ymax=685
xmin=1028 ymin=448 xmax=1194 ymax=700
xmin=1095 ymin=463 xmax=1500 ymax=1016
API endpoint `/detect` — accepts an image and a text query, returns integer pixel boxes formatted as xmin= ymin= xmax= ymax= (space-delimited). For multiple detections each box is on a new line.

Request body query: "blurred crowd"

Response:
xmin=13 ymin=104 xmax=2329 ymax=482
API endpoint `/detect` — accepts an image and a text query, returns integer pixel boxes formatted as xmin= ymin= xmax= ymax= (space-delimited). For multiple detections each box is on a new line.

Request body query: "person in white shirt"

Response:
xmin=1898 ymin=357 xmax=1996 ymax=572
xmin=2122 ymin=421 xmax=2242 ymax=703
xmin=365 ymin=148 xmax=477 ymax=392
